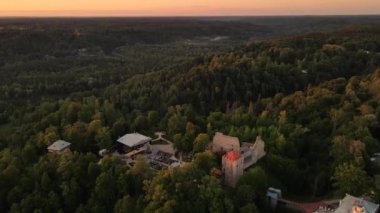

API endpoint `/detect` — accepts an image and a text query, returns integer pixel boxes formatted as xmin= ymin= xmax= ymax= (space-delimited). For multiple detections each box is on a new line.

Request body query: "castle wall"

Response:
xmin=212 ymin=132 xmax=240 ymax=153
xmin=222 ymin=152 xmax=244 ymax=187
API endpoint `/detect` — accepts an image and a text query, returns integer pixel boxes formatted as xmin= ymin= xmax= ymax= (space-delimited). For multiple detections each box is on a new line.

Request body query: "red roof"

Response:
xmin=225 ymin=151 xmax=241 ymax=160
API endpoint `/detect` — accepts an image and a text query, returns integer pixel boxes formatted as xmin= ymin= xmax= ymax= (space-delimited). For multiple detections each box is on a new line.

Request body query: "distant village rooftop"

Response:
xmin=117 ymin=133 xmax=152 ymax=148
xmin=47 ymin=140 xmax=71 ymax=152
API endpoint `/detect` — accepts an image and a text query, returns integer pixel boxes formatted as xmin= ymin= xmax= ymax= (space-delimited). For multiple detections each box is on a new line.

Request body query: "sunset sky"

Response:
xmin=0 ymin=0 xmax=379 ymax=16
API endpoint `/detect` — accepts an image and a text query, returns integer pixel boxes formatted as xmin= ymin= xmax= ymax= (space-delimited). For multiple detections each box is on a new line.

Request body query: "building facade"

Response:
xmin=212 ymin=132 xmax=240 ymax=153
xmin=222 ymin=151 xmax=244 ymax=187
xmin=213 ymin=132 xmax=266 ymax=187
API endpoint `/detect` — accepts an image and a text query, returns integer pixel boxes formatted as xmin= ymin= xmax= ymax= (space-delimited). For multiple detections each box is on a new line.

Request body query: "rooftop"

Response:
xmin=225 ymin=151 xmax=241 ymax=161
xmin=117 ymin=133 xmax=152 ymax=148
xmin=47 ymin=140 xmax=71 ymax=151
xmin=334 ymin=194 xmax=379 ymax=213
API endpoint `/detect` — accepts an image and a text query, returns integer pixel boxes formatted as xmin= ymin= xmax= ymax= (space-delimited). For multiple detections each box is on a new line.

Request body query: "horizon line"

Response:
xmin=0 ymin=14 xmax=380 ymax=18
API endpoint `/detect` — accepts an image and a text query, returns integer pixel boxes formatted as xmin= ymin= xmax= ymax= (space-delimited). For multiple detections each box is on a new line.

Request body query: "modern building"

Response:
xmin=116 ymin=133 xmax=152 ymax=153
xmin=334 ymin=194 xmax=379 ymax=213
xmin=47 ymin=140 xmax=71 ymax=153
xmin=115 ymin=132 xmax=182 ymax=170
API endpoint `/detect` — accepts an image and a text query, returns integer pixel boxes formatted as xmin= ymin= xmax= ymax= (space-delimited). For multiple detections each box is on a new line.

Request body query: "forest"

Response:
xmin=1 ymin=16 xmax=380 ymax=212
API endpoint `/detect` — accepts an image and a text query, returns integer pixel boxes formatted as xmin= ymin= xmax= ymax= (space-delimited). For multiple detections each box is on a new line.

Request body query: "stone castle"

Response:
xmin=211 ymin=132 xmax=266 ymax=187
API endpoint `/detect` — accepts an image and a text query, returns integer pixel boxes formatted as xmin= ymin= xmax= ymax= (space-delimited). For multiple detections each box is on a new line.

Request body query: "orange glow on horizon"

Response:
xmin=0 ymin=0 xmax=379 ymax=16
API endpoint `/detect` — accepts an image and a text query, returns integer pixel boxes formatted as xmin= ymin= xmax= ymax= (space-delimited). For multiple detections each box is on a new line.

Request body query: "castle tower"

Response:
xmin=222 ymin=151 xmax=244 ymax=187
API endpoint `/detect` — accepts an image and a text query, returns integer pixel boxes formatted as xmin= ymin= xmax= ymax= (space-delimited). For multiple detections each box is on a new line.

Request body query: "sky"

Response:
xmin=0 ymin=0 xmax=379 ymax=17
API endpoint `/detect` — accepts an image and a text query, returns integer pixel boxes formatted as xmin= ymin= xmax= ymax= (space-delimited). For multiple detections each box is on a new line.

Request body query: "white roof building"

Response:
xmin=47 ymin=140 xmax=71 ymax=152
xmin=117 ymin=133 xmax=152 ymax=148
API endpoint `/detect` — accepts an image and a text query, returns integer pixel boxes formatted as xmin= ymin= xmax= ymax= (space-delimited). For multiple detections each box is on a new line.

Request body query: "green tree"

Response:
xmin=333 ymin=162 xmax=369 ymax=196
xmin=37 ymin=126 xmax=59 ymax=147
xmin=94 ymin=172 xmax=118 ymax=211
xmin=95 ymin=127 xmax=113 ymax=149
xmin=237 ymin=167 xmax=268 ymax=203
xmin=147 ymin=111 xmax=159 ymax=128
xmin=145 ymin=165 xmax=229 ymax=213
xmin=192 ymin=151 xmax=217 ymax=173
xmin=114 ymin=195 xmax=135 ymax=213
xmin=239 ymin=203 xmax=259 ymax=213
xmin=133 ymin=115 xmax=148 ymax=131
xmin=235 ymin=184 xmax=256 ymax=207
xmin=64 ymin=122 xmax=91 ymax=152
xmin=193 ymin=133 xmax=210 ymax=153
xmin=129 ymin=155 xmax=152 ymax=179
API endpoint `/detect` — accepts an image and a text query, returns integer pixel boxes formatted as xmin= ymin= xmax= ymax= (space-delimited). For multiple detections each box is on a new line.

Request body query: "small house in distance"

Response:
xmin=334 ymin=194 xmax=379 ymax=213
xmin=116 ymin=133 xmax=152 ymax=153
xmin=47 ymin=140 xmax=71 ymax=153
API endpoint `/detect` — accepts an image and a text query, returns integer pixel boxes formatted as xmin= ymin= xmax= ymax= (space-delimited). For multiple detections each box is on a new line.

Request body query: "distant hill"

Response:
xmin=107 ymin=24 xmax=380 ymax=114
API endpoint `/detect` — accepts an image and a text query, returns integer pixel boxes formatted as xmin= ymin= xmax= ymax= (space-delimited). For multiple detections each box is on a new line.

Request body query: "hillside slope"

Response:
xmin=1 ymin=25 xmax=380 ymax=212
xmin=105 ymin=25 xmax=380 ymax=114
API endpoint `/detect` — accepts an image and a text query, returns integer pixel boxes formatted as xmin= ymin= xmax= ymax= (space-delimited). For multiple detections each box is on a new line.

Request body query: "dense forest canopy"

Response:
xmin=1 ymin=17 xmax=380 ymax=212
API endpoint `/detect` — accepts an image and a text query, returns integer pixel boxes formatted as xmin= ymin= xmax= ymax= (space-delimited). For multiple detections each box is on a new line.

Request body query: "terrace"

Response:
xmin=117 ymin=132 xmax=182 ymax=170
